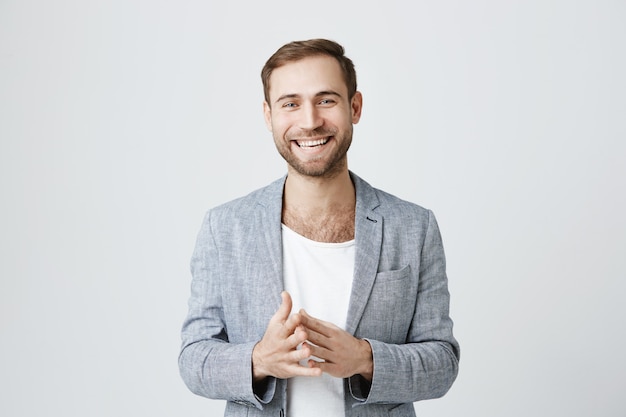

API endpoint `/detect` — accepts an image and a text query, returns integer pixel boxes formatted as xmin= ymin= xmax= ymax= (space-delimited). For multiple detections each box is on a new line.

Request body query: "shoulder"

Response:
xmin=193 ymin=177 xmax=283 ymax=248
xmin=352 ymin=172 xmax=432 ymax=221
xmin=352 ymin=172 xmax=444 ymax=247
xmin=376 ymin=187 xmax=430 ymax=216
xmin=207 ymin=176 xmax=285 ymax=218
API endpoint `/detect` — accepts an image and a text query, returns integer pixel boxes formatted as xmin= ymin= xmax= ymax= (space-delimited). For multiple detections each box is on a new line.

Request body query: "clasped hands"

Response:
xmin=252 ymin=291 xmax=373 ymax=383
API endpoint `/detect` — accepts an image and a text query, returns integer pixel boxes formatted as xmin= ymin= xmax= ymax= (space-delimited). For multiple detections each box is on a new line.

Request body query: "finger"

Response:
xmin=299 ymin=309 xmax=334 ymax=337
xmin=271 ymin=291 xmax=293 ymax=324
xmin=301 ymin=326 xmax=329 ymax=348
xmin=282 ymin=311 xmax=305 ymax=338
xmin=288 ymin=363 xmax=323 ymax=377
xmin=291 ymin=343 xmax=315 ymax=362
xmin=308 ymin=357 xmax=352 ymax=379
xmin=303 ymin=341 xmax=333 ymax=362
xmin=307 ymin=359 xmax=326 ymax=369
xmin=307 ymin=359 xmax=335 ymax=374
xmin=284 ymin=325 xmax=309 ymax=349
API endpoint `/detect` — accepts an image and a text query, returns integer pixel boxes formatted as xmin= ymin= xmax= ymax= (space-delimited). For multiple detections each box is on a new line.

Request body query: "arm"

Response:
xmin=178 ymin=211 xmax=266 ymax=406
xmin=299 ymin=210 xmax=459 ymax=405
xmin=178 ymin=212 xmax=320 ymax=407
xmin=358 ymin=209 xmax=460 ymax=404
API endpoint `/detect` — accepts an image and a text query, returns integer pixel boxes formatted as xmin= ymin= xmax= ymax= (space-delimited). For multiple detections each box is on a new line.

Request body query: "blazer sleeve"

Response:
xmin=178 ymin=210 xmax=275 ymax=409
xmin=348 ymin=209 xmax=460 ymax=405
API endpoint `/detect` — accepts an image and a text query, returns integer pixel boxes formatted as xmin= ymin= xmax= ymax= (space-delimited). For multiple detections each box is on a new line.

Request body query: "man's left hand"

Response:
xmin=298 ymin=309 xmax=373 ymax=381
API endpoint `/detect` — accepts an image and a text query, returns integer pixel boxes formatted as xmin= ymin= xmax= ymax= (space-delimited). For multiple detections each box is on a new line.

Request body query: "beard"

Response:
xmin=274 ymin=126 xmax=353 ymax=179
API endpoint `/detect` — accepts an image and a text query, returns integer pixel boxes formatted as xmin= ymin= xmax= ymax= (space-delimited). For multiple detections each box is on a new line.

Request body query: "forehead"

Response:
xmin=268 ymin=55 xmax=347 ymax=102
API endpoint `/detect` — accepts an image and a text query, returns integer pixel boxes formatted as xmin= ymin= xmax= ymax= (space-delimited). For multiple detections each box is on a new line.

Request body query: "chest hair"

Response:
xmin=282 ymin=206 xmax=355 ymax=243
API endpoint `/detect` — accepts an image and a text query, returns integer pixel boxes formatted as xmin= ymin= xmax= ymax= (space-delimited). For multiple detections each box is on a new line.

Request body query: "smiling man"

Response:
xmin=179 ymin=39 xmax=460 ymax=417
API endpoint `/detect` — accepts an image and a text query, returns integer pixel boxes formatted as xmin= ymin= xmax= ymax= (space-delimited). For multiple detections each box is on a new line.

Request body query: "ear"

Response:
xmin=263 ymin=101 xmax=273 ymax=132
xmin=350 ymin=91 xmax=363 ymax=124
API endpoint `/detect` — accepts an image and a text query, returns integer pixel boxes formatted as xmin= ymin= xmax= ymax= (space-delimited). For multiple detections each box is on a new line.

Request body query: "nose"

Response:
xmin=298 ymin=102 xmax=323 ymax=131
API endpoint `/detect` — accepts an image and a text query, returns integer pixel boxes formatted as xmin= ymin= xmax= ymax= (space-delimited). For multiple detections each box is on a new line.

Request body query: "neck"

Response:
xmin=283 ymin=168 xmax=355 ymax=214
xmin=281 ymin=168 xmax=356 ymax=243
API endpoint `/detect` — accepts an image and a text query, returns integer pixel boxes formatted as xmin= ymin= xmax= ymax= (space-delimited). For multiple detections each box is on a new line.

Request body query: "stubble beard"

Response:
xmin=276 ymin=127 xmax=353 ymax=179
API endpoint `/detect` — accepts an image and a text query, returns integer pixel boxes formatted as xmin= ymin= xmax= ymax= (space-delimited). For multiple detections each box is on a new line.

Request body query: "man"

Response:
xmin=179 ymin=39 xmax=459 ymax=417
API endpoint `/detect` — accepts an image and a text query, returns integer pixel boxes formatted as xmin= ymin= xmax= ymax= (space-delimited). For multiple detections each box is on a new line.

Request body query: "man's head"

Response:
xmin=261 ymin=39 xmax=362 ymax=179
xmin=261 ymin=39 xmax=358 ymax=106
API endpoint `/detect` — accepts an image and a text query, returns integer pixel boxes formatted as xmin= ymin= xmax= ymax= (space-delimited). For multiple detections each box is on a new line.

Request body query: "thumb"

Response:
xmin=272 ymin=291 xmax=293 ymax=323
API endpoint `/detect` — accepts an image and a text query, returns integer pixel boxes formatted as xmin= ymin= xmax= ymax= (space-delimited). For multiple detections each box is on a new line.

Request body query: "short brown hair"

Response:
xmin=261 ymin=39 xmax=357 ymax=104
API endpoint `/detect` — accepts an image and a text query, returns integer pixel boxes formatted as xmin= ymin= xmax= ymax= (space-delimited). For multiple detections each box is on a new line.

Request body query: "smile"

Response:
xmin=296 ymin=137 xmax=330 ymax=148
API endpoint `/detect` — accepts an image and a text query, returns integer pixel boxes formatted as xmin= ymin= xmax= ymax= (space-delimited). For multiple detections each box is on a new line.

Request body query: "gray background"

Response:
xmin=1 ymin=0 xmax=625 ymax=415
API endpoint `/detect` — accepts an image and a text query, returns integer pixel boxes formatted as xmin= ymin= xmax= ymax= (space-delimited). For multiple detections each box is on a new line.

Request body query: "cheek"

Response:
xmin=271 ymin=115 xmax=294 ymax=134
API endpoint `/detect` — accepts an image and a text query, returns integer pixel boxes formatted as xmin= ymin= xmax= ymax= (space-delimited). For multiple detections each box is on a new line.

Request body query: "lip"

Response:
xmin=293 ymin=136 xmax=331 ymax=148
xmin=290 ymin=136 xmax=334 ymax=155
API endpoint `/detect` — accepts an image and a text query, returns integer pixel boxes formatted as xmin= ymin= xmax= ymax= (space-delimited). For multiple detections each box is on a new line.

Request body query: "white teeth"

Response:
xmin=297 ymin=138 xmax=329 ymax=148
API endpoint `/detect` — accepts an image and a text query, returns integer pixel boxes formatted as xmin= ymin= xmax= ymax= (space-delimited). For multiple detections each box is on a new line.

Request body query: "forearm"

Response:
xmin=179 ymin=339 xmax=268 ymax=403
xmin=349 ymin=339 xmax=459 ymax=404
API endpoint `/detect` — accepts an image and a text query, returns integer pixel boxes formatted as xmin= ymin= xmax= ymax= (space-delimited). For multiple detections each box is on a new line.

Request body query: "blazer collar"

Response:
xmin=347 ymin=172 xmax=383 ymax=335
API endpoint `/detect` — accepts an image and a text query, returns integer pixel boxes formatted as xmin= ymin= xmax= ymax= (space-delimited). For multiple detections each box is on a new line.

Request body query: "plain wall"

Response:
xmin=1 ymin=0 xmax=624 ymax=415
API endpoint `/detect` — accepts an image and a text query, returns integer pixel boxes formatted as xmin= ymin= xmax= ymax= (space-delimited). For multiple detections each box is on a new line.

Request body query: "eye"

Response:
xmin=319 ymin=99 xmax=335 ymax=105
xmin=282 ymin=102 xmax=298 ymax=108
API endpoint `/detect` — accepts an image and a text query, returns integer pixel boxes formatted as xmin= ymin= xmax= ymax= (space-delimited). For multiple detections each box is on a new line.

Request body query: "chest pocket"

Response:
xmin=357 ymin=265 xmax=416 ymax=343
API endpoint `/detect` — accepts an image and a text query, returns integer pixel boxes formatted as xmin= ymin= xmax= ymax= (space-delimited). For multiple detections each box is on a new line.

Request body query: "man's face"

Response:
xmin=264 ymin=55 xmax=362 ymax=179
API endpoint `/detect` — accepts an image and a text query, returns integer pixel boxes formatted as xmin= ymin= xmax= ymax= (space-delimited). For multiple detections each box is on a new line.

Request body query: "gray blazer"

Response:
xmin=179 ymin=172 xmax=460 ymax=417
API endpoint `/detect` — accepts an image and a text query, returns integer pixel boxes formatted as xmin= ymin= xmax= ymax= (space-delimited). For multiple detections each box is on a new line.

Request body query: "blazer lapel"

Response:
xmin=345 ymin=173 xmax=382 ymax=335
xmin=254 ymin=176 xmax=287 ymax=308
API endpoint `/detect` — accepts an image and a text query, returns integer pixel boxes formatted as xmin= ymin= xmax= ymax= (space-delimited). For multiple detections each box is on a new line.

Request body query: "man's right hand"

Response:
xmin=252 ymin=291 xmax=323 ymax=382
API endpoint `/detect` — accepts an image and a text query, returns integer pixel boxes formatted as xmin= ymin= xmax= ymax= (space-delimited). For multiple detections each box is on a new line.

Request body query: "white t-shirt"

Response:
xmin=281 ymin=224 xmax=355 ymax=417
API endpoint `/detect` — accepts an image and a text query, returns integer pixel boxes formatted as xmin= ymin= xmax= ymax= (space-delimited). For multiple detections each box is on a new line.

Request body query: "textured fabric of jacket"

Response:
xmin=179 ymin=172 xmax=460 ymax=416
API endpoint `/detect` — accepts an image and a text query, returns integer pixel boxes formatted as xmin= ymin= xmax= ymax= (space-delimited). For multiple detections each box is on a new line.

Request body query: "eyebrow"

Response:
xmin=274 ymin=90 xmax=343 ymax=105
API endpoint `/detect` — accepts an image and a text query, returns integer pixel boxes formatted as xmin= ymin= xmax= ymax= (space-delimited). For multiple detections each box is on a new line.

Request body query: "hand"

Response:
xmin=299 ymin=309 xmax=373 ymax=381
xmin=252 ymin=292 xmax=323 ymax=382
